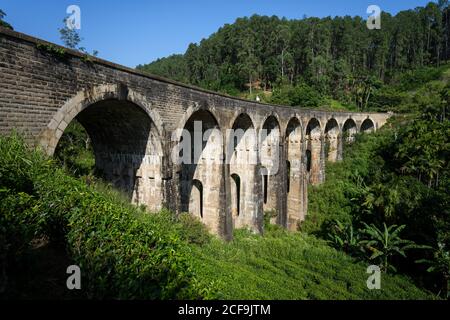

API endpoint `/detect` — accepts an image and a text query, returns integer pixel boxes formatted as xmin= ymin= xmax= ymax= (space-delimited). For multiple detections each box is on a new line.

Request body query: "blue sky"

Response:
xmin=1 ymin=0 xmax=435 ymax=68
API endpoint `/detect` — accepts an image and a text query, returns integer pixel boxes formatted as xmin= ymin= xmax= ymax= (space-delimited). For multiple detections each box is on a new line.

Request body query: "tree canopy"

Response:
xmin=137 ymin=2 xmax=450 ymax=110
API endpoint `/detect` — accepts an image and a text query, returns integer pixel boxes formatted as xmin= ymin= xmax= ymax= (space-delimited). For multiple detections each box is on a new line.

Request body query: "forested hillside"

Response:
xmin=137 ymin=1 xmax=450 ymax=110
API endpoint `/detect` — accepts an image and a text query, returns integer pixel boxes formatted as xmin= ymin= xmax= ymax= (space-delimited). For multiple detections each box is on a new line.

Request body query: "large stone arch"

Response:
xmin=178 ymin=108 xmax=225 ymax=235
xmin=324 ymin=118 xmax=340 ymax=163
xmin=360 ymin=118 xmax=376 ymax=133
xmin=260 ymin=114 xmax=282 ymax=222
xmin=285 ymin=117 xmax=307 ymax=230
xmin=39 ymin=84 xmax=166 ymax=211
xmin=39 ymin=84 xmax=165 ymax=155
xmin=305 ymin=118 xmax=324 ymax=185
xmin=228 ymin=113 xmax=261 ymax=232
xmin=342 ymin=118 xmax=358 ymax=143
xmin=174 ymin=102 xmax=222 ymax=141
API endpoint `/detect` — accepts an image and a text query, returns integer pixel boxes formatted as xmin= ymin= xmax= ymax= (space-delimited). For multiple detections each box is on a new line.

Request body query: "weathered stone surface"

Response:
xmin=0 ymin=27 xmax=391 ymax=239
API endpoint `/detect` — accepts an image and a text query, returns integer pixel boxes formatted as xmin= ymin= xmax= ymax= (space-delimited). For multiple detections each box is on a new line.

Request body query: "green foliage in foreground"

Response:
xmin=0 ymin=134 xmax=436 ymax=299
xmin=0 ymin=133 xmax=212 ymax=299
xmin=54 ymin=120 xmax=95 ymax=177
xmin=304 ymin=87 xmax=449 ymax=297
xmin=190 ymin=227 xmax=434 ymax=300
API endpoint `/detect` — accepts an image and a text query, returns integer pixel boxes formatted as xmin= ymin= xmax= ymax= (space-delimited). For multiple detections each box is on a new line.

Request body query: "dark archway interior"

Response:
xmin=306 ymin=150 xmax=312 ymax=172
xmin=306 ymin=118 xmax=321 ymax=138
xmin=263 ymin=116 xmax=280 ymax=136
xmin=325 ymin=119 xmax=339 ymax=135
xmin=343 ymin=119 xmax=357 ymax=132
xmin=231 ymin=173 xmax=241 ymax=217
xmin=286 ymin=118 xmax=301 ymax=140
xmin=286 ymin=160 xmax=291 ymax=193
xmin=191 ymin=179 xmax=204 ymax=218
xmin=231 ymin=113 xmax=254 ymax=154
xmin=324 ymin=119 xmax=339 ymax=161
xmin=343 ymin=119 xmax=357 ymax=142
xmin=180 ymin=110 xmax=220 ymax=214
xmin=361 ymin=119 xmax=375 ymax=132
xmin=55 ymin=99 xmax=161 ymax=200
xmin=261 ymin=115 xmax=280 ymax=173
xmin=305 ymin=118 xmax=321 ymax=176
xmin=285 ymin=118 xmax=301 ymax=196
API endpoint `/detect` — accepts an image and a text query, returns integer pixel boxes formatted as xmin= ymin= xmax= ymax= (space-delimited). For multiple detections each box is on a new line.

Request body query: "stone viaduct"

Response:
xmin=0 ymin=27 xmax=390 ymax=239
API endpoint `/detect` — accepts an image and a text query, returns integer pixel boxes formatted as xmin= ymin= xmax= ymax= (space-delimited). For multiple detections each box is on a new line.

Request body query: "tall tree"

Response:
xmin=0 ymin=9 xmax=13 ymax=30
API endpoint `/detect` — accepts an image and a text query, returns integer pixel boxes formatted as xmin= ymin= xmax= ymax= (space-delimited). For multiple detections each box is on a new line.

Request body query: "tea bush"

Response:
xmin=0 ymin=133 xmax=435 ymax=300
xmin=0 ymin=133 xmax=213 ymax=299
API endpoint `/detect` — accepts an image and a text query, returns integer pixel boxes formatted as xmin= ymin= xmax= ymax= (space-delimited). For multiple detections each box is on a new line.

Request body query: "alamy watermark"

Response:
xmin=66 ymin=265 xmax=81 ymax=290
xmin=366 ymin=265 xmax=381 ymax=290
xmin=65 ymin=5 xmax=81 ymax=30
xmin=171 ymin=122 xmax=281 ymax=174
xmin=367 ymin=5 xmax=381 ymax=30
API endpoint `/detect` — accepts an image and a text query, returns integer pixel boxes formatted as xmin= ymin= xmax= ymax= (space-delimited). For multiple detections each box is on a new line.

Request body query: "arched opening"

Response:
xmin=190 ymin=179 xmax=203 ymax=219
xmin=286 ymin=161 xmax=291 ymax=193
xmin=228 ymin=113 xmax=259 ymax=231
xmin=306 ymin=150 xmax=312 ymax=172
xmin=262 ymin=170 xmax=268 ymax=204
xmin=361 ymin=119 xmax=375 ymax=133
xmin=180 ymin=109 xmax=223 ymax=233
xmin=260 ymin=115 xmax=281 ymax=217
xmin=230 ymin=174 xmax=241 ymax=219
xmin=285 ymin=117 xmax=305 ymax=229
xmin=343 ymin=119 xmax=357 ymax=143
xmin=325 ymin=119 xmax=339 ymax=163
xmin=306 ymin=118 xmax=322 ymax=185
xmin=54 ymin=98 xmax=164 ymax=211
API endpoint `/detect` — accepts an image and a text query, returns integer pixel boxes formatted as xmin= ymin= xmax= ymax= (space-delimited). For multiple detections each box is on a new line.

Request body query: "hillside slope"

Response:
xmin=0 ymin=134 xmax=435 ymax=300
xmin=191 ymin=228 xmax=433 ymax=299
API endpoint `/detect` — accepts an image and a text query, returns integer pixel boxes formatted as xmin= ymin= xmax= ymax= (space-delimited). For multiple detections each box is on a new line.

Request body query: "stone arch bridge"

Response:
xmin=0 ymin=28 xmax=390 ymax=239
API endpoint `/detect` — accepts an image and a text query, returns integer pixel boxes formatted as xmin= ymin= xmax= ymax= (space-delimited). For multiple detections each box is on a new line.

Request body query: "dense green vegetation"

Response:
xmin=137 ymin=2 xmax=450 ymax=111
xmin=54 ymin=120 xmax=95 ymax=178
xmin=191 ymin=227 xmax=433 ymax=299
xmin=0 ymin=134 xmax=435 ymax=299
xmin=304 ymin=75 xmax=450 ymax=297
xmin=0 ymin=134 xmax=213 ymax=299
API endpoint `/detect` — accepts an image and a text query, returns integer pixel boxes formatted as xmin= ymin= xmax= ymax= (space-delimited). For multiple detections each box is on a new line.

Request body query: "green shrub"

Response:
xmin=177 ymin=213 xmax=211 ymax=246
xmin=0 ymin=133 xmax=438 ymax=300
xmin=0 ymin=133 xmax=213 ymax=299
xmin=271 ymin=83 xmax=324 ymax=108
xmin=190 ymin=228 xmax=434 ymax=299
xmin=54 ymin=120 xmax=95 ymax=178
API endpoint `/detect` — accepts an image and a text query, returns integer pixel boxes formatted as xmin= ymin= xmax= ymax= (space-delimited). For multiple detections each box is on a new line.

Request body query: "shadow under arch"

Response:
xmin=285 ymin=117 xmax=306 ymax=230
xmin=260 ymin=115 xmax=281 ymax=222
xmin=343 ymin=118 xmax=358 ymax=142
xmin=324 ymin=118 xmax=339 ymax=162
xmin=45 ymin=86 xmax=165 ymax=211
xmin=228 ymin=113 xmax=261 ymax=232
xmin=179 ymin=109 xmax=224 ymax=234
xmin=305 ymin=118 xmax=323 ymax=185
xmin=40 ymin=84 xmax=165 ymax=156
xmin=361 ymin=118 xmax=375 ymax=133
